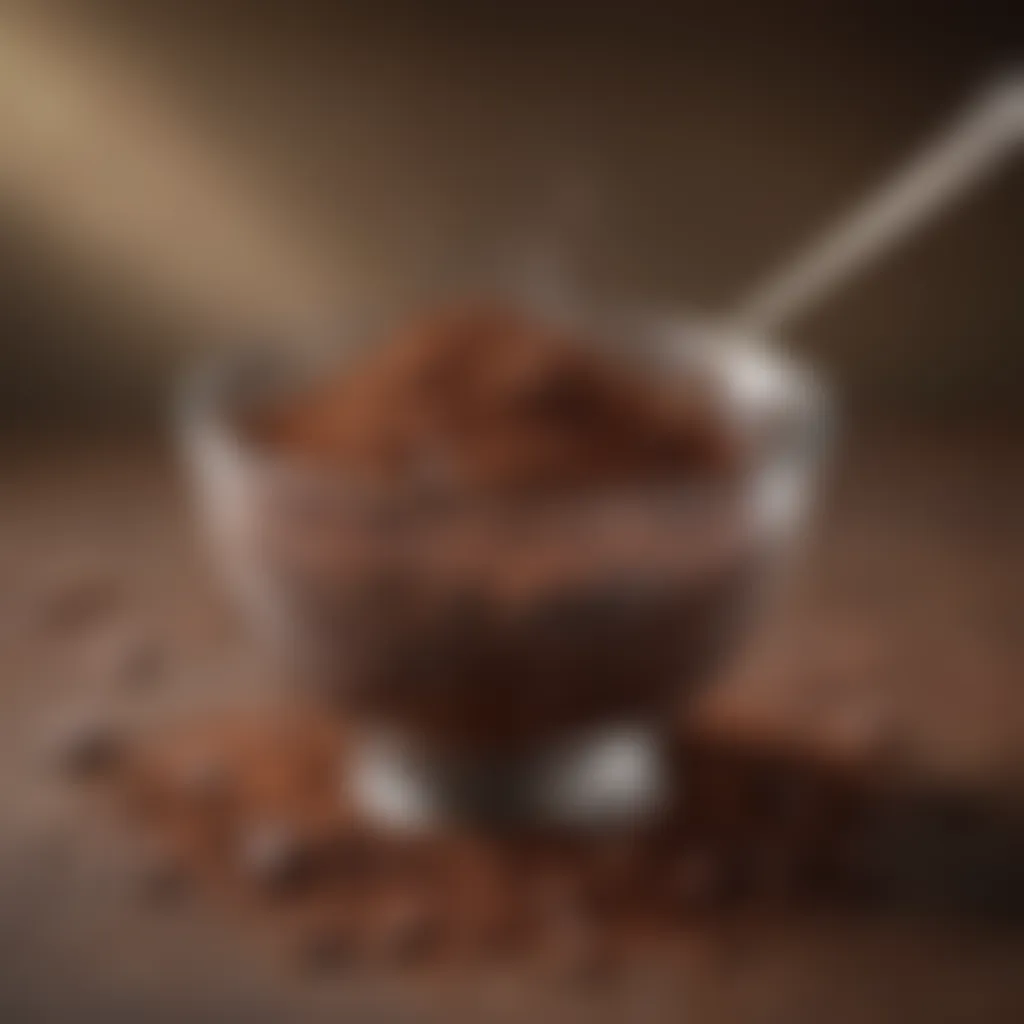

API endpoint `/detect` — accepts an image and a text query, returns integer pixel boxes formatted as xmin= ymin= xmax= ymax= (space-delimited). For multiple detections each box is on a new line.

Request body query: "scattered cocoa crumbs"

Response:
xmin=376 ymin=898 xmax=442 ymax=964
xmin=105 ymin=703 xmax=869 ymax=973
xmin=48 ymin=708 xmax=125 ymax=779
xmin=238 ymin=820 xmax=312 ymax=892
xmin=177 ymin=753 xmax=234 ymax=808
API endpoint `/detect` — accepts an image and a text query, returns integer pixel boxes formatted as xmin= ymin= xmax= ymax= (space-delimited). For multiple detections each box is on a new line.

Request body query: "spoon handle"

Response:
xmin=733 ymin=72 xmax=1024 ymax=336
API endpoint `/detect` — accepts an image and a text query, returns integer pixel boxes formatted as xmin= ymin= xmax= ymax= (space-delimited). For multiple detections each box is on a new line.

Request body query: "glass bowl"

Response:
xmin=179 ymin=311 xmax=831 ymax=827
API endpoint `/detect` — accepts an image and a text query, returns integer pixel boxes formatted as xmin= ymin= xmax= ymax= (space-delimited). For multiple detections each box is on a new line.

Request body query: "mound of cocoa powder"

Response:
xmin=250 ymin=305 xmax=742 ymax=495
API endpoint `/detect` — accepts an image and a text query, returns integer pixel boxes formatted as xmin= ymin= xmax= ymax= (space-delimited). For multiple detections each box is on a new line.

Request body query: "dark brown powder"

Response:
xmin=251 ymin=305 xmax=742 ymax=496
xmin=109 ymin=702 xmax=869 ymax=974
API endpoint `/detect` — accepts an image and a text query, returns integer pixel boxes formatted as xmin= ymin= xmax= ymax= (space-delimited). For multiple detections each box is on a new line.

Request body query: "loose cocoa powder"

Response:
xmin=109 ymin=702 xmax=868 ymax=975
xmin=251 ymin=305 xmax=742 ymax=496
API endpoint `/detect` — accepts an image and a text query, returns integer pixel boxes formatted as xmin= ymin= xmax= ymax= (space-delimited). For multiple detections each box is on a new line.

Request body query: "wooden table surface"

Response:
xmin=1 ymin=426 xmax=1023 ymax=1023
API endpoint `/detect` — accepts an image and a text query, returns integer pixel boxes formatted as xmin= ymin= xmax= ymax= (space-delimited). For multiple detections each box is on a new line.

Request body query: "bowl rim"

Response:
xmin=175 ymin=309 xmax=833 ymax=534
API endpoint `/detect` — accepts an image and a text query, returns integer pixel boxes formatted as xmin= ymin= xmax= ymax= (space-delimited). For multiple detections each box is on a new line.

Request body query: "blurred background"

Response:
xmin=2 ymin=3 xmax=1024 ymax=1023
xmin=1 ymin=0 xmax=1022 ymax=431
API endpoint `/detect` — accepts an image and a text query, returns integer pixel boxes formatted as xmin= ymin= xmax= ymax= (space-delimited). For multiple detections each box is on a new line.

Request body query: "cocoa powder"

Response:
xmin=109 ymin=703 xmax=868 ymax=975
xmin=251 ymin=305 xmax=742 ymax=496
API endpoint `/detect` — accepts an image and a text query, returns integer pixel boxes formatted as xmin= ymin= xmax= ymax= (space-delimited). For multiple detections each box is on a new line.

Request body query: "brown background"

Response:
xmin=0 ymin=1 xmax=1022 ymax=428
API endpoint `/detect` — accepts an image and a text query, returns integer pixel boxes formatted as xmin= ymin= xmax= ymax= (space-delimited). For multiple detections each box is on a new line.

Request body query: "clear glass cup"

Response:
xmin=179 ymin=310 xmax=831 ymax=828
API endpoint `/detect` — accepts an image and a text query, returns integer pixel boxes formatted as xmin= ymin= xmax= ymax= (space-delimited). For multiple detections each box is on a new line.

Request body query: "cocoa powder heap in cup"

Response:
xmin=249 ymin=305 xmax=743 ymax=496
